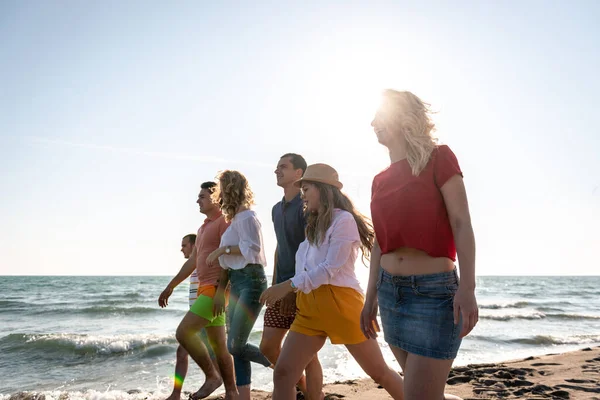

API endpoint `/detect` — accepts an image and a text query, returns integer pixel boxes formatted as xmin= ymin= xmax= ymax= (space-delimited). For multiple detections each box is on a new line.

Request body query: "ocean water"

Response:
xmin=1 ymin=275 xmax=599 ymax=399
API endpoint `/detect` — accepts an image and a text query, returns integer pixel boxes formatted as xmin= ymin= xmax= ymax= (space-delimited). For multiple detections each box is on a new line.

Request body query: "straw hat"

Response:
xmin=293 ymin=163 xmax=343 ymax=189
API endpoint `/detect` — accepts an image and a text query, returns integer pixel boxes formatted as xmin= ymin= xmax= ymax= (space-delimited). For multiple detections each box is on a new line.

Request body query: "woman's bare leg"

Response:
xmin=272 ymin=332 xmax=326 ymax=400
xmin=345 ymin=339 xmax=404 ymax=399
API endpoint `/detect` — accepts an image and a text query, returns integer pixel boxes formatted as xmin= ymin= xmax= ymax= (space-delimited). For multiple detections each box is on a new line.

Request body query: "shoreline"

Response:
xmin=215 ymin=345 xmax=600 ymax=399
xmin=4 ymin=346 xmax=599 ymax=400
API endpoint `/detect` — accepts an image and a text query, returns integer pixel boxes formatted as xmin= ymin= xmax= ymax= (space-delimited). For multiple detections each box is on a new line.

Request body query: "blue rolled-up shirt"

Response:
xmin=272 ymin=193 xmax=306 ymax=284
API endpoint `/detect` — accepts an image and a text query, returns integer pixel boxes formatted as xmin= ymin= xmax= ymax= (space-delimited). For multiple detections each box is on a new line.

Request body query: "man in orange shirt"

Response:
xmin=159 ymin=182 xmax=237 ymax=400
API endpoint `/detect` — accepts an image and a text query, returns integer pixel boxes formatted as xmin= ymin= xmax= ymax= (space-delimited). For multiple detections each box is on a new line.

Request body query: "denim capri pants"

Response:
xmin=377 ymin=267 xmax=462 ymax=360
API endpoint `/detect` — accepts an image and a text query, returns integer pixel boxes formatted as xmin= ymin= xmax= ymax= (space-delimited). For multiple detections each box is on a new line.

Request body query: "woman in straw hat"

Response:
xmin=260 ymin=163 xmax=405 ymax=400
xmin=362 ymin=90 xmax=478 ymax=400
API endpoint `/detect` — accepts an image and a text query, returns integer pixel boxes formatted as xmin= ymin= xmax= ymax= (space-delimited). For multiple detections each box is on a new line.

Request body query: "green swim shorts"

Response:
xmin=189 ymin=294 xmax=226 ymax=327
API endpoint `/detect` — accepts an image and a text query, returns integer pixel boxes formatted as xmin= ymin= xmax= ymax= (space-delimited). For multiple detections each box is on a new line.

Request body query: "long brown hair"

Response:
xmin=213 ymin=170 xmax=255 ymax=222
xmin=305 ymin=182 xmax=374 ymax=263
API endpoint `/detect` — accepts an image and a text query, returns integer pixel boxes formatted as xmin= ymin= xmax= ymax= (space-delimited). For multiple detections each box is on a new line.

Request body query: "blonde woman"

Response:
xmin=361 ymin=90 xmax=478 ymax=400
xmin=205 ymin=170 xmax=271 ymax=400
xmin=260 ymin=164 xmax=405 ymax=400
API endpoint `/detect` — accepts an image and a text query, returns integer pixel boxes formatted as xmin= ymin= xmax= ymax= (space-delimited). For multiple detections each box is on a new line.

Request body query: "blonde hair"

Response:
xmin=381 ymin=89 xmax=437 ymax=176
xmin=213 ymin=170 xmax=255 ymax=222
xmin=305 ymin=182 xmax=374 ymax=264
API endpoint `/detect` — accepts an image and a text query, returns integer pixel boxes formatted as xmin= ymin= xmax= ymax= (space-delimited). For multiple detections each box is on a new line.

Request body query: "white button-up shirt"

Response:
xmin=291 ymin=209 xmax=363 ymax=294
xmin=219 ymin=210 xmax=267 ymax=270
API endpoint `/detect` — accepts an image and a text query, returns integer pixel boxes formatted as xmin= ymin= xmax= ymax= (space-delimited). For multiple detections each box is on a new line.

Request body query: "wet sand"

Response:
xmin=205 ymin=346 xmax=600 ymax=399
xmin=5 ymin=346 xmax=599 ymax=400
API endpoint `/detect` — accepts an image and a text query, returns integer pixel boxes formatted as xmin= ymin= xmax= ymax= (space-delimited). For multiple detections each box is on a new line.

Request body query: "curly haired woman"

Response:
xmin=206 ymin=170 xmax=271 ymax=400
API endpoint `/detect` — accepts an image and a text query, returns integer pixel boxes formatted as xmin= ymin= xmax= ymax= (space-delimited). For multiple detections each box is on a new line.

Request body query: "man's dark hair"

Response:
xmin=200 ymin=181 xmax=217 ymax=191
xmin=280 ymin=153 xmax=307 ymax=174
xmin=200 ymin=181 xmax=222 ymax=205
xmin=182 ymin=233 xmax=197 ymax=245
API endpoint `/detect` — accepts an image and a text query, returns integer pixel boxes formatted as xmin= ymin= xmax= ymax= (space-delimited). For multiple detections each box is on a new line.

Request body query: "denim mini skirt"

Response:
xmin=377 ymin=267 xmax=462 ymax=360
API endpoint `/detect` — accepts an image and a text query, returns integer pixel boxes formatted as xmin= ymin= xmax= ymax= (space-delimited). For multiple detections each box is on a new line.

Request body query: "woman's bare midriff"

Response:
xmin=380 ymin=247 xmax=454 ymax=276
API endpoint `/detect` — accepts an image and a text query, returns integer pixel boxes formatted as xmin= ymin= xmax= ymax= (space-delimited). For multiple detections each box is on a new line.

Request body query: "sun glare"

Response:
xmin=299 ymin=62 xmax=388 ymax=154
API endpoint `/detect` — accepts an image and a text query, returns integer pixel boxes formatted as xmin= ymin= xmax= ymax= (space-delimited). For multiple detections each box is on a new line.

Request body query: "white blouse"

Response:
xmin=291 ymin=209 xmax=363 ymax=294
xmin=219 ymin=210 xmax=267 ymax=270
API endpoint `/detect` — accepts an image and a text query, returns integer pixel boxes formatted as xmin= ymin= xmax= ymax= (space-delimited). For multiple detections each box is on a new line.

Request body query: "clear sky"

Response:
xmin=1 ymin=1 xmax=599 ymax=276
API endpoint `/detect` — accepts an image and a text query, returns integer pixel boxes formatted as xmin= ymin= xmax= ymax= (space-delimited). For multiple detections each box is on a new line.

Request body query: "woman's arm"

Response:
xmin=237 ymin=216 xmax=264 ymax=263
xmin=365 ymin=238 xmax=381 ymax=302
xmin=206 ymin=245 xmax=242 ymax=266
xmin=360 ymin=238 xmax=382 ymax=339
xmin=441 ymin=174 xmax=478 ymax=337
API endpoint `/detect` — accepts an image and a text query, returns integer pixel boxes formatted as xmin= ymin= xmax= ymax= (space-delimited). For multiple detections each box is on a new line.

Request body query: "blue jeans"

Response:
xmin=227 ymin=264 xmax=270 ymax=386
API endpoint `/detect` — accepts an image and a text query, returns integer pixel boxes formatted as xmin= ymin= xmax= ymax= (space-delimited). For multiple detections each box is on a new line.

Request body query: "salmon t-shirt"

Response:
xmin=195 ymin=212 xmax=230 ymax=287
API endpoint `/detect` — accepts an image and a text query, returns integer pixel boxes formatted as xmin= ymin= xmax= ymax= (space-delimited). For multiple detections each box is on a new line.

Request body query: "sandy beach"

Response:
xmin=3 ymin=346 xmax=599 ymax=400
xmin=203 ymin=346 xmax=600 ymax=400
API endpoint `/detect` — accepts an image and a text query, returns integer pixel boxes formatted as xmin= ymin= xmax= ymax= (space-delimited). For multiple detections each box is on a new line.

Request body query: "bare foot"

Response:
xmin=444 ymin=394 xmax=463 ymax=400
xmin=223 ymin=390 xmax=238 ymax=400
xmin=189 ymin=376 xmax=223 ymax=400
xmin=165 ymin=391 xmax=182 ymax=400
xmin=223 ymin=384 xmax=239 ymax=400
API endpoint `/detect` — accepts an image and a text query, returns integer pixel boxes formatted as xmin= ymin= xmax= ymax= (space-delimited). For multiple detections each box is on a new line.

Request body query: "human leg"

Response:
xmin=259 ymin=326 xmax=287 ymax=365
xmin=272 ymin=331 xmax=326 ymax=400
xmin=176 ymin=311 xmax=221 ymax=399
xmin=205 ymin=325 xmax=237 ymax=399
xmin=346 ymin=339 xmax=404 ymax=399
xmin=227 ymin=265 xmax=270 ymax=390
xmin=261 ymin=309 xmax=323 ymax=400
xmin=403 ymin=350 xmax=454 ymax=400
xmin=198 ymin=327 xmax=216 ymax=360
xmin=304 ymin=355 xmax=324 ymax=400
xmin=165 ymin=345 xmax=189 ymax=400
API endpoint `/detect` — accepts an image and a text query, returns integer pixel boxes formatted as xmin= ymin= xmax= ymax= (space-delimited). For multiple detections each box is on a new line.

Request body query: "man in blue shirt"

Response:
xmin=260 ymin=153 xmax=323 ymax=400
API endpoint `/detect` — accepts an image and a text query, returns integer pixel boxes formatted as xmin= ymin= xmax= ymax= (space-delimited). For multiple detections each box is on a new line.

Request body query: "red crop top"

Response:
xmin=370 ymin=145 xmax=462 ymax=260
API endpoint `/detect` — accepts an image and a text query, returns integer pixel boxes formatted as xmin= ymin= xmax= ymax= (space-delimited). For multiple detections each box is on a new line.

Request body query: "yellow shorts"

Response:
xmin=291 ymin=285 xmax=367 ymax=345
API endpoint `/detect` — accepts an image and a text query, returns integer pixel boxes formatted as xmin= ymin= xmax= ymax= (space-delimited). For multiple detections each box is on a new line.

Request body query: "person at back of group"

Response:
xmin=162 ymin=233 xmax=216 ymax=400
